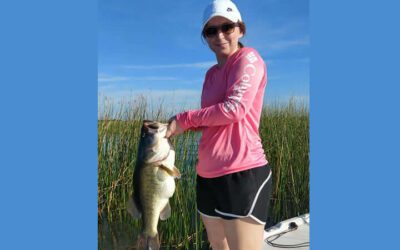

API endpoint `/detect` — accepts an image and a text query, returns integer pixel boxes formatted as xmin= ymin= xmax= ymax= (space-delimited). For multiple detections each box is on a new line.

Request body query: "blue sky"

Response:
xmin=98 ymin=0 xmax=309 ymax=113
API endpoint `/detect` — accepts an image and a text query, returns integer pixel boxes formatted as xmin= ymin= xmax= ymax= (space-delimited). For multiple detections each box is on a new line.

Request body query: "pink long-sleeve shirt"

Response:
xmin=176 ymin=47 xmax=268 ymax=178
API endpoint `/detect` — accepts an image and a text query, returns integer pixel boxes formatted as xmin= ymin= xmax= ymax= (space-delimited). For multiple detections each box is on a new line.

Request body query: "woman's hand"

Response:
xmin=166 ymin=116 xmax=184 ymax=138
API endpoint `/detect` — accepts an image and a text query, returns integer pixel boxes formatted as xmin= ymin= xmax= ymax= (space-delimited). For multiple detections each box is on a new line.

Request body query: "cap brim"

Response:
xmin=202 ymin=13 xmax=240 ymax=30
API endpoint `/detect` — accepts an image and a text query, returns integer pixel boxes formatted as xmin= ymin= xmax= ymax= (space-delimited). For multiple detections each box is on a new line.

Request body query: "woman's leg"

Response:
xmin=201 ymin=215 xmax=230 ymax=250
xmin=223 ymin=217 xmax=265 ymax=250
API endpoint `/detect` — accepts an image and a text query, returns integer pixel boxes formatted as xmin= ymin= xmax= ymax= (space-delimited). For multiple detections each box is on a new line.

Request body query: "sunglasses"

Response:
xmin=203 ymin=22 xmax=240 ymax=38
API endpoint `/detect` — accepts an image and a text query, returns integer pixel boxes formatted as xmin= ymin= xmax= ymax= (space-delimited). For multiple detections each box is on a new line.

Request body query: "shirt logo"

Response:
xmin=246 ymin=51 xmax=258 ymax=64
xmin=223 ymin=57 xmax=258 ymax=113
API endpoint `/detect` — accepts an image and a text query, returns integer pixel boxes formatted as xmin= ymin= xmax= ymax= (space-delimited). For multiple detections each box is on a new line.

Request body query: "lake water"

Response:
xmin=98 ymin=218 xmax=211 ymax=250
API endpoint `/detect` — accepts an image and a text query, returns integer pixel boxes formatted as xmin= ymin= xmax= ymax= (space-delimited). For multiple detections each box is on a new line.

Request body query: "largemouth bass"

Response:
xmin=127 ymin=120 xmax=180 ymax=250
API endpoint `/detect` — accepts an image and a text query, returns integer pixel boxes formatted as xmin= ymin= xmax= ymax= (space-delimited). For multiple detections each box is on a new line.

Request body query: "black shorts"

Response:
xmin=196 ymin=165 xmax=272 ymax=225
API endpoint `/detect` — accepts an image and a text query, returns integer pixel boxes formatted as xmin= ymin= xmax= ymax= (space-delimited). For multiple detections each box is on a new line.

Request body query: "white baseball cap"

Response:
xmin=202 ymin=0 xmax=242 ymax=30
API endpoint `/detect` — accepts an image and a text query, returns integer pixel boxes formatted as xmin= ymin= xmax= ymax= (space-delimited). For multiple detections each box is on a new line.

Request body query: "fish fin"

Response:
xmin=172 ymin=166 xmax=181 ymax=179
xmin=160 ymin=202 xmax=171 ymax=220
xmin=126 ymin=196 xmax=141 ymax=219
xmin=159 ymin=165 xmax=181 ymax=178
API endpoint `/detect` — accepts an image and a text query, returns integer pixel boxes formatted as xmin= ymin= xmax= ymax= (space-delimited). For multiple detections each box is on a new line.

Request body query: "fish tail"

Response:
xmin=137 ymin=233 xmax=160 ymax=250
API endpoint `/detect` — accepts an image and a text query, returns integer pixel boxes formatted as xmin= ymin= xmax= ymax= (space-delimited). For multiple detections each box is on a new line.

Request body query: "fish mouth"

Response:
xmin=143 ymin=120 xmax=160 ymax=129
xmin=143 ymin=120 xmax=168 ymax=127
xmin=147 ymin=123 xmax=159 ymax=129
xmin=143 ymin=120 xmax=168 ymax=137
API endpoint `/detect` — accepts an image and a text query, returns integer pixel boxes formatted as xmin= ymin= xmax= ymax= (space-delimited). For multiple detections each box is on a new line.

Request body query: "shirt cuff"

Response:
xmin=175 ymin=111 xmax=191 ymax=131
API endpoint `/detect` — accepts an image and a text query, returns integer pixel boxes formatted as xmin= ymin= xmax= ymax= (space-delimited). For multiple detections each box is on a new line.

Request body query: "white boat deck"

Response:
xmin=263 ymin=214 xmax=310 ymax=250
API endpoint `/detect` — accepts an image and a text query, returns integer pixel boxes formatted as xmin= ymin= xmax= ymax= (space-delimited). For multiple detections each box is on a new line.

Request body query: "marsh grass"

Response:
xmin=98 ymin=97 xmax=309 ymax=249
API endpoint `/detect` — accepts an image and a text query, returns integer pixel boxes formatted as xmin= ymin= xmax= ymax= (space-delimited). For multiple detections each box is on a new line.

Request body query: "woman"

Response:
xmin=166 ymin=1 xmax=272 ymax=249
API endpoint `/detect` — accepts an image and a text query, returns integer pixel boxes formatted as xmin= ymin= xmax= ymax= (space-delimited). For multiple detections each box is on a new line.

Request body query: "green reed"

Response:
xmin=98 ymin=96 xmax=309 ymax=249
xmin=260 ymin=99 xmax=309 ymax=224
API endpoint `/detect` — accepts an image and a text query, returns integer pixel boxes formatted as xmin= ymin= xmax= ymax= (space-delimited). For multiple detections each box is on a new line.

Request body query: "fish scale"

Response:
xmin=140 ymin=164 xmax=170 ymax=237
